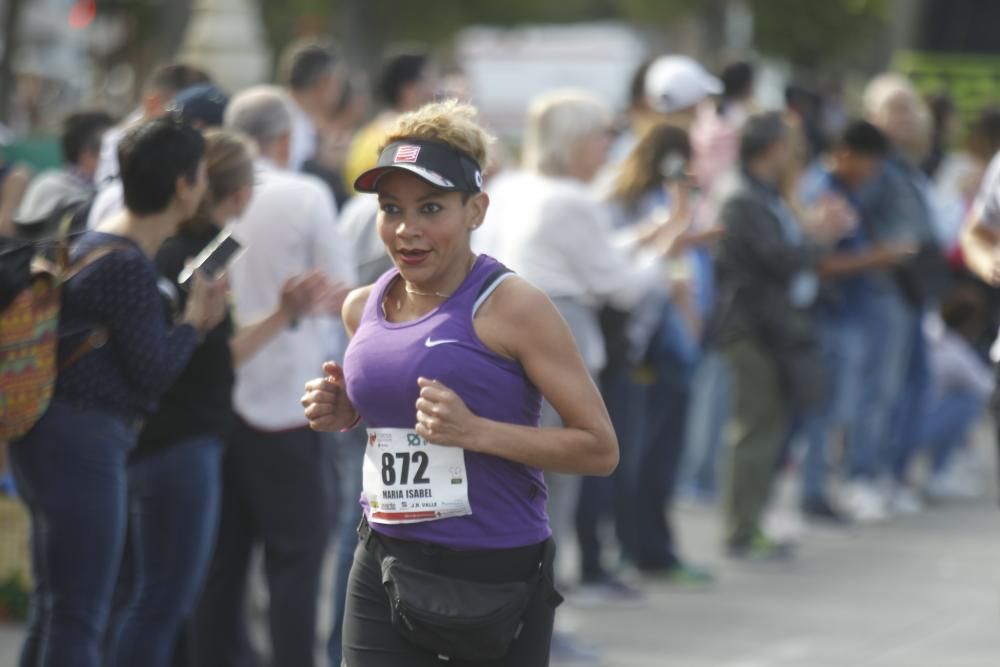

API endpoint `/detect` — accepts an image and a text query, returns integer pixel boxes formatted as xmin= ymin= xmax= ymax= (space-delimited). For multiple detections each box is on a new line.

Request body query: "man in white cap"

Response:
xmin=603 ymin=55 xmax=721 ymax=174
xmin=643 ymin=55 xmax=723 ymax=129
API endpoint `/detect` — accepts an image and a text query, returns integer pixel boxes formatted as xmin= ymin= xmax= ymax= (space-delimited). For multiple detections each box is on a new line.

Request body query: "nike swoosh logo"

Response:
xmin=425 ymin=337 xmax=460 ymax=348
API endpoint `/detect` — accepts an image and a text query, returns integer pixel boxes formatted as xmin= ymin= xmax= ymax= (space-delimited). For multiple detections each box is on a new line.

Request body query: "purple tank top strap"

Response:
xmin=363 ymin=255 xmax=512 ymax=326
xmin=361 ymin=266 xmax=401 ymax=325
xmin=445 ymin=254 xmax=510 ymax=313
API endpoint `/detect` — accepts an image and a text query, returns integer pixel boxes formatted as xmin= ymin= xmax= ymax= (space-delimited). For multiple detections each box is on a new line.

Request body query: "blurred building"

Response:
xmin=177 ymin=0 xmax=272 ymax=94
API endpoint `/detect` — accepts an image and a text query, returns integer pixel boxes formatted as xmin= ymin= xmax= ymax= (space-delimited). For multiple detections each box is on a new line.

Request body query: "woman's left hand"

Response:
xmin=415 ymin=377 xmax=480 ymax=448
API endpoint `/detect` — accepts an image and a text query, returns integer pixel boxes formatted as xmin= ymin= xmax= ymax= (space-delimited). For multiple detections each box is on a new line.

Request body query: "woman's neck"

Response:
xmin=389 ymin=251 xmax=477 ymax=320
xmin=404 ymin=251 xmax=476 ymax=296
xmin=96 ymin=209 xmax=178 ymax=259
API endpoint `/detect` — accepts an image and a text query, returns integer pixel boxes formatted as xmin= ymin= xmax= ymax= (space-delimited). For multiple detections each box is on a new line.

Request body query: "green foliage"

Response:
xmin=257 ymin=0 xmax=889 ymax=69
xmin=0 ymin=574 xmax=29 ymax=622
xmin=259 ymin=0 xmax=335 ymax=57
xmin=749 ymin=0 xmax=890 ymax=67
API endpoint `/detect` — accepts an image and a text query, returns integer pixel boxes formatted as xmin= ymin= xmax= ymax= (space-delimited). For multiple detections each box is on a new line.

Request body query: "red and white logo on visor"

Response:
xmin=394 ymin=145 xmax=421 ymax=163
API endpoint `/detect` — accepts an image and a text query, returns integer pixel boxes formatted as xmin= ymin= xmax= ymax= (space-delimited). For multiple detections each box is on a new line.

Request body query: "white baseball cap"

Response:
xmin=644 ymin=55 xmax=723 ymax=114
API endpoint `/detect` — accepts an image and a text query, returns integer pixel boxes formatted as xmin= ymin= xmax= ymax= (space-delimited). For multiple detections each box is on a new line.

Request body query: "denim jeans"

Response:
xmin=678 ymin=352 xmax=732 ymax=499
xmin=9 ymin=399 xmax=136 ymax=667
xmin=627 ymin=370 xmax=691 ymax=570
xmin=596 ymin=338 xmax=693 ymax=572
xmin=326 ymin=428 xmax=366 ymax=667
xmin=848 ymin=287 xmax=919 ymax=480
xmin=886 ymin=318 xmax=930 ymax=481
xmin=106 ymin=435 xmax=225 ymax=667
xmin=581 ymin=365 xmax=646 ymax=580
xmin=921 ymin=389 xmax=986 ymax=474
xmin=790 ymin=317 xmax=867 ymax=503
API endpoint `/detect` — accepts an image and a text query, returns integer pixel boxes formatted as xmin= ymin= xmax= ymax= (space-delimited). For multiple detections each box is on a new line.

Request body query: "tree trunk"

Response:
xmin=339 ymin=0 xmax=380 ymax=84
xmin=0 ymin=0 xmax=26 ymax=125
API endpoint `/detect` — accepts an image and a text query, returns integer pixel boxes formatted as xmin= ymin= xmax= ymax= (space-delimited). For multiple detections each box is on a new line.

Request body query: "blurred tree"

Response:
xmin=259 ymin=0 xmax=699 ymax=75
xmin=0 ymin=0 xmax=26 ymax=124
xmin=256 ymin=0 xmax=890 ymax=75
xmin=749 ymin=0 xmax=890 ymax=68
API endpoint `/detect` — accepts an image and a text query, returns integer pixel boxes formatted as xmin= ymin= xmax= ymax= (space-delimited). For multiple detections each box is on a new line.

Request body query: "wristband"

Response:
xmin=340 ymin=412 xmax=362 ymax=432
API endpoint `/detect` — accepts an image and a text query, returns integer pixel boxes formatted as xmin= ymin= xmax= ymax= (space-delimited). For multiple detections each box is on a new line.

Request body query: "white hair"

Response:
xmin=522 ymin=89 xmax=612 ymax=176
xmin=863 ymin=73 xmax=918 ymax=119
xmin=224 ymin=85 xmax=293 ymax=145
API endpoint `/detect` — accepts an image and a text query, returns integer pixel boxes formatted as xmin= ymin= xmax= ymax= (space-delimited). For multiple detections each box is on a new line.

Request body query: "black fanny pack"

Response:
xmin=359 ymin=518 xmax=563 ymax=662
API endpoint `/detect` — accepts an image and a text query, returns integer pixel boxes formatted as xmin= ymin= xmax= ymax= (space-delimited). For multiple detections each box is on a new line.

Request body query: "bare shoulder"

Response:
xmin=342 ymin=284 xmax=376 ymax=337
xmin=476 ymin=275 xmax=554 ymax=322
xmin=474 ymin=275 xmax=565 ymax=360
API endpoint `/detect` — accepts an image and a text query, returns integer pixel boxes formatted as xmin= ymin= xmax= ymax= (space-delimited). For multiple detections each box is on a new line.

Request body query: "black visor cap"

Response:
xmin=354 ymin=139 xmax=483 ymax=194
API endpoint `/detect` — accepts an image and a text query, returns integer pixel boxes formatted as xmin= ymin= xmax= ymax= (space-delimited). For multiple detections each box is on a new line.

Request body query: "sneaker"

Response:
xmin=841 ymin=481 xmax=889 ymax=523
xmin=550 ymin=631 xmax=604 ymax=665
xmin=726 ymin=532 xmax=796 ymax=562
xmin=801 ymin=496 xmax=851 ymax=525
xmin=926 ymin=466 xmax=983 ymax=502
xmin=570 ymin=575 xmax=645 ymax=607
xmin=888 ymin=484 xmax=924 ymax=515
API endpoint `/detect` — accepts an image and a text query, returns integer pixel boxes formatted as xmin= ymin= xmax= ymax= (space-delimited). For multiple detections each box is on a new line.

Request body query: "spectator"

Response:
xmin=936 ymin=107 xmax=1000 ymax=224
xmin=105 ymin=129 xmax=332 ymax=667
xmin=603 ymin=122 xmax=714 ymax=582
xmin=190 ymin=86 xmax=356 ymax=667
xmin=605 ymin=56 xmax=655 ymax=165
xmin=691 ymin=61 xmax=756 ymax=191
xmin=14 ymin=111 xmax=113 ymax=237
xmin=845 ymin=74 xmax=941 ymax=519
xmin=93 ymin=63 xmax=211 ymax=187
xmin=785 ymin=83 xmax=828 ymax=162
xmin=643 ymin=55 xmax=722 ymax=132
xmin=605 ymin=55 xmax=721 ymax=175
xmin=920 ymin=290 xmax=993 ymax=501
xmin=7 ymin=117 xmax=226 ymax=667
xmin=711 ymin=112 xmax=849 ymax=559
xmin=169 ymin=82 xmax=230 ymax=129
xmin=342 ymin=49 xmax=436 ymax=194
xmin=793 ymin=120 xmax=915 ymax=521
xmin=88 ymin=64 xmax=214 ymax=229
xmin=482 ymin=89 xmax=680 ymax=660
xmin=922 ymin=93 xmax=957 ymax=180
xmin=960 ymin=120 xmax=1000 ymax=490
xmin=304 ymin=75 xmax=370 ymax=208
xmin=279 ymin=41 xmax=345 ymax=171
xmin=0 ymin=160 xmax=32 ymax=237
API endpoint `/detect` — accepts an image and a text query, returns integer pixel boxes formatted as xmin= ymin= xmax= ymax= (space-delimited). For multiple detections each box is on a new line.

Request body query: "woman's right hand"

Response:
xmin=302 ymin=361 xmax=358 ymax=432
xmin=183 ymin=271 xmax=229 ymax=333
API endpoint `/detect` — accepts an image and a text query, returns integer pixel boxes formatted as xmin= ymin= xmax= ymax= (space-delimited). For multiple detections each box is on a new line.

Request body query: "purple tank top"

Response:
xmin=343 ymin=255 xmax=549 ymax=550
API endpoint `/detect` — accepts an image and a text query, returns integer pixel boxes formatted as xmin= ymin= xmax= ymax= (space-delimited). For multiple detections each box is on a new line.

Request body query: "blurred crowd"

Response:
xmin=2 ymin=38 xmax=1000 ymax=667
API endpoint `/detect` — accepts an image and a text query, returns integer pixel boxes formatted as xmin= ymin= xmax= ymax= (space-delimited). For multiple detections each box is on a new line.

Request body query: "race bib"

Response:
xmin=363 ymin=428 xmax=471 ymax=524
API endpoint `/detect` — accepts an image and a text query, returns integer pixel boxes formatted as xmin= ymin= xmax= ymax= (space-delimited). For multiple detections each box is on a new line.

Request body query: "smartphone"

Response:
xmin=178 ymin=228 xmax=243 ymax=287
xmin=659 ymin=152 xmax=688 ymax=183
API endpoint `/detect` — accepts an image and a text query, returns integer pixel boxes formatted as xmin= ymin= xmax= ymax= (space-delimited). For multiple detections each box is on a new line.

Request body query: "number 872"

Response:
xmin=381 ymin=451 xmax=431 ymax=486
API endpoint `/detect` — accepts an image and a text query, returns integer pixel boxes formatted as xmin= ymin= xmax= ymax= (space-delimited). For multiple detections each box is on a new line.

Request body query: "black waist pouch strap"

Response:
xmin=359 ymin=519 xmax=563 ymax=662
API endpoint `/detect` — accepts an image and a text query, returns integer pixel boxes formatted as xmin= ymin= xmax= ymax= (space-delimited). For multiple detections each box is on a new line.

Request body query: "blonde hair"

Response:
xmin=523 ymin=89 xmax=611 ymax=176
xmin=379 ymin=99 xmax=493 ymax=167
xmin=183 ymin=129 xmax=256 ymax=233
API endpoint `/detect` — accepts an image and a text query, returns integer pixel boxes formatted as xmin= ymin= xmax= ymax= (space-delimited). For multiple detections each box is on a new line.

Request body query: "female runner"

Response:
xmin=302 ymin=100 xmax=618 ymax=666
